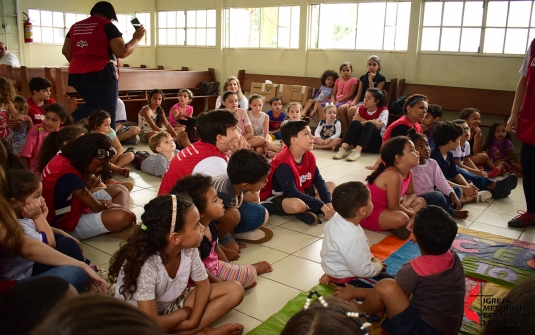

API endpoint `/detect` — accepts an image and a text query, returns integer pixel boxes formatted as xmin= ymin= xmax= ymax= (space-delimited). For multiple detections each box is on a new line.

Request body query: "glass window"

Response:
xmin=158 ymin=10 xmax=216 ymax=46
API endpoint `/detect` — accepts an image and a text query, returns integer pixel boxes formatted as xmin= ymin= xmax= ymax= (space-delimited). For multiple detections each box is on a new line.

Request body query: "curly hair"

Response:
xmin=86 ymin=110 xmax=111 ymax=132
xmin=170 ymin=174 xmax=213 ymax=213
xmin=366 ymin=136 xmax=411 ymax=184
xmin=320 ymin=70 xmax=339 ymax=86
xmin=0 ymin=77 xmax=16 ymax=103
xmin=148 ymin=89 xmax=165 ymax=128
xmin=44 ymin=103 xmax=73 ymax=126
xmin=38 ymin=126 xmax=87 ymax=173
xmin=108 ymin=195 xmax=194 ymax=300
xmin=61 ymin=133 xmax=115 ymax=182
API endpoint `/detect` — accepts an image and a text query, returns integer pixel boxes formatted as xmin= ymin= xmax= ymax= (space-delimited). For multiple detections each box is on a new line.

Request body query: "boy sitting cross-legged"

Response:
xmin=260 ymin=120 xmax=336 ymax=225
xmin=140 ymin=131 xmax=179 ymax=177
xmin=334 ymin=205 xmax=465 ymax=335
xmin=319 ymin=181 xmax=394 ymax=288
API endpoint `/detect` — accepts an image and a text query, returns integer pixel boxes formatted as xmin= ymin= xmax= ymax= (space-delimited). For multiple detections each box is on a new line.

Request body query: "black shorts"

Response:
xmin=381 ymin=302 xmax=443 ymax=335
xmin=271 ymin=186 xmax=316 ymax=215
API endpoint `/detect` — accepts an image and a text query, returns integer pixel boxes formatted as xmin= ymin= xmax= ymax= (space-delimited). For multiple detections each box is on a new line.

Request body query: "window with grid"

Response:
xmin=421 ymin=1 xmax=535 ymax=54
xmin=309 ymin=2 xmax=411 ymax=50
xmin=224 ymin=6 xmax=300 ymax=48
xmin=28 ymin=9 xmax=88 ymax=43
xmin=28 ymin=9 xmax=150 ymax=46
xmin=115 ymin=13 xmax=151 ymax=46
xmin=158 ymin=10 xmax=216 ymax=46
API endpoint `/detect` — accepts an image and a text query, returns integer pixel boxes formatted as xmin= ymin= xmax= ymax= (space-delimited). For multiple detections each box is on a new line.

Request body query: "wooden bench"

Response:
xmin=396 ymin=79 xmax=515 ymax=125
xmin=54 ymin=67 xmax=219 ymax=120
xmin=237 ymin=69 xmax=398 ymax=108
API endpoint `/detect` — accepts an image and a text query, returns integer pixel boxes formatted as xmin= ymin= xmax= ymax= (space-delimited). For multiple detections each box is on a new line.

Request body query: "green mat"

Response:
xmin=247 ymin=284 xmax=334 ymax=335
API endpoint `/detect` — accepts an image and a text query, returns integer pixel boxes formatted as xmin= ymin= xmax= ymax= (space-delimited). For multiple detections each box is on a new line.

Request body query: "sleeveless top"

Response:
xmin=367 ymin=168 xmax=412 ymax=210
xmin=138 ymin=105 xmax=160 ymax=132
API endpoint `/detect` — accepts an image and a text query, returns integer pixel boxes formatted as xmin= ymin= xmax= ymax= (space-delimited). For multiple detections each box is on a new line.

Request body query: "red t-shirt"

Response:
xmin=519 ymin=39 xmax=535 ymax=146
xmin=27 ymin=97 xmax=56 ymax=125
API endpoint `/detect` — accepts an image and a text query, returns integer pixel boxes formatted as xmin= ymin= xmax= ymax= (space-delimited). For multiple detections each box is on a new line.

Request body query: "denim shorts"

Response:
xmin=234 ymin=202 xmax=267 ymax=233
xmin=381 ymin=302 xmax=443 ymax=335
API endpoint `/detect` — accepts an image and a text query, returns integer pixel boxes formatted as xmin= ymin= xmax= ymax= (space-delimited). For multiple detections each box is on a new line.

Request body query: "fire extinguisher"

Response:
xmin=23 ymin=12 xmax=33 ymax=43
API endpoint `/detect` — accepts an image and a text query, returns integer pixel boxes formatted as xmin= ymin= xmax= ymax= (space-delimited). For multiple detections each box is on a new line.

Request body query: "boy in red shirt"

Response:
xmin=27 ymin=77 xmax=56 ymax=124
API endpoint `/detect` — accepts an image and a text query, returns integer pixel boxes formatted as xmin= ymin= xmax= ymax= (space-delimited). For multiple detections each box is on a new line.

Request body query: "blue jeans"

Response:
xmin=235 ymin=202 xmax=267 ymax=233
xmin=419 ymin=187 xmax=462 ymax=216
xmin=32 ymin=235 xmax=87 ymax=276
xmin=29 ymin=265 xmax=88 ymax=292
xmin=457 ymin=168 xmax=494 ymax=190
xmin=71 ymin=80 xmax=119 ymax=129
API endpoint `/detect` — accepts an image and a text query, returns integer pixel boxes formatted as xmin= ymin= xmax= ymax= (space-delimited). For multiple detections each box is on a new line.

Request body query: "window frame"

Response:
xmin=157 ymin=9 xmax=216 ymax=47
xmin=307 ymin=1 xmax=412 ymax=52
xmin=420 ymin=0 xmax=535 ymax=55
xmin=224 ymin=5 xmax=301 ymax=49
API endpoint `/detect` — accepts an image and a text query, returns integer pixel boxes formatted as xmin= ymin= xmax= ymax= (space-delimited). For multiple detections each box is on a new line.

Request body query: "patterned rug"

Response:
xmin=247 ymin=227 xmax=535 ymax=335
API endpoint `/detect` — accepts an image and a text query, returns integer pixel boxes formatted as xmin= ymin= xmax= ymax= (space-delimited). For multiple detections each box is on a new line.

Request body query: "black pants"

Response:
xmin=333 ymin=271 xmax=394 ymax=289
xmin=343 ymin=121 xmax=382 ymax=153
xmin=522 ymin=142 xmax=535 ymax=213
xmin=31 ymin=234 xmax=87 ymax=276
xmin=71 ymin=80 xmax=119 ymax=129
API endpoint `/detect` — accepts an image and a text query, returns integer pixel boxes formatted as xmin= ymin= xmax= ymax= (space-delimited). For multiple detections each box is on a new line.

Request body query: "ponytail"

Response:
xmin=365 ymin=136 xmax=411 ymax=184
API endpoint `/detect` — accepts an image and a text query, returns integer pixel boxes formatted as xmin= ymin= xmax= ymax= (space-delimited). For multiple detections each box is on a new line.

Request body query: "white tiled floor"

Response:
xmin=87 ymin=144 xmax=527 ymax=333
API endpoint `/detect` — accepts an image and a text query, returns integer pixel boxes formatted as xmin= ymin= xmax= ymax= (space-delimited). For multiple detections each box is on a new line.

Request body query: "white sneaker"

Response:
xmin=346 ymin=149 xmax=361 ymax=162
xmin=476 ymin=190 xmax=492 ymax=203
xmin=333 ymin=147 xmax=348 ymax=159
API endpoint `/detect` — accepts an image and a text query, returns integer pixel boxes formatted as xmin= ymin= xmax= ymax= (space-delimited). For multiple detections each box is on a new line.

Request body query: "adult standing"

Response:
xmin=0 ymin=42 xmax=20 ymax=67
xmin=61 ymin=1 xmax=145 ymax=129
xmin=506 ymin=39 xmax=535 ymax=228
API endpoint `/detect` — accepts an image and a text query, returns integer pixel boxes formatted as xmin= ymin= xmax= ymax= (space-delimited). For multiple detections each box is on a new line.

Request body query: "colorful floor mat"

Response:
xmin=247 ymin=227 xmax=535 ymax=335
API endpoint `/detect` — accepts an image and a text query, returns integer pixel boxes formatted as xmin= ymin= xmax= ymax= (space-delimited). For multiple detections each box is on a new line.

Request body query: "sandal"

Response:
xmin=124 ymin=147 xmax=135 ymax=154
xmin=121 ymin=167 xmax=130 ymax=178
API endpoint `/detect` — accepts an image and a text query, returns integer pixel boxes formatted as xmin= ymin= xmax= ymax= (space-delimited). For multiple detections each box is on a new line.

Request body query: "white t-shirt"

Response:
xmin=0 ymin=53 xmax=20 ymax=67
xmin=116 ymin=98 xmax=127 ymax=123
xmin=320 ymin=213 xmax=383 ymax=279
xmin=0 ymin=218 xmax=41 ymax=281
xmin=450 ymin=141 xmax=471 ymax=161
xmin=141 ymin=150 xmax=179 ymax=177
xmin=248 ymin=110 xmax=268 ymax=136
xmin=115 ymin=249 xmax=208 ymax=313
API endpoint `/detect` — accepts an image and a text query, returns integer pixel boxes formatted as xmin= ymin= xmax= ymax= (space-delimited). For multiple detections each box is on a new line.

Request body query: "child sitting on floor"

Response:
xmin=319 ymin=181 xmax=393 ymax=288
xmin=109 ymin=194 xmax=245 ymax=334
xmin=451 ymin=119 xmax=489 ymax=177
xmin=169 ymin=89 xmax=197 ymax=143
xmin=483 ymin=121 xmax=515 ymax=177
xmin=431 ymin=121 xmax=518 ymax=200
xmin=420 ymin=103 xmax=442 ymax=151
xmin=408 ymin=129 xmax=469 ymax=219
xmin=10 ymin=96 xmax=32 ymax=156
xmin=260 ymin=120 xmax=336 ymax=225
xmin=171 ymin=174 xmax=273 ymax=289
xmin=26 ymin=77 xmax=56 ymax=124
xmin=141 ymin=131 xmax=178 ymax=177
xmin=266 ymin=97 xmax=286 ymax=140
xmin=248 ymin=94 xmax=282 ymax=158
xmin=361 ymin=136 xmax=426 ymax=240
xmin=333 ymin=205 xmax=465 ymax=335
xmin=312 ymin=103 xmax=342 ymax=150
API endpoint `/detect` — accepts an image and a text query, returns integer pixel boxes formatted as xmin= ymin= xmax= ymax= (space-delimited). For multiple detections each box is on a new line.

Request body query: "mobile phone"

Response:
xmin=131 ymin=18 xmax=142 ymax=30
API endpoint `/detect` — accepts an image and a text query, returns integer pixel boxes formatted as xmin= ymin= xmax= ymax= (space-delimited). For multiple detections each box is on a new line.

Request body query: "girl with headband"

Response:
xmin=109 ymin=194 xmax=245 ymax=335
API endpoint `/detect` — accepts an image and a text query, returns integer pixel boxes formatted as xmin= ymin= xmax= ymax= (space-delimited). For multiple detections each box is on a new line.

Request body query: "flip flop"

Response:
xmin=234 ymin=227 xmax=274 ymax=244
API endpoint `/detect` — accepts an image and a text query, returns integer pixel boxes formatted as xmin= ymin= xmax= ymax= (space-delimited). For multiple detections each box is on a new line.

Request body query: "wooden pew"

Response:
xmin=54 ymin=67 xmax=219 ymax=120
xmin=396 ymin=79 xmax=514 ymax=124
xmin=237 ymin=69 xmax=398 ymax=108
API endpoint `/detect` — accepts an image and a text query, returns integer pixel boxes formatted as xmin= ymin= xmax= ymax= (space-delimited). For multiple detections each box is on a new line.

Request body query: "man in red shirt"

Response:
xmin=507 ymin=39 xmax=535 ymax=230
xmin=27 ymin=77 xmax=56 ymax=124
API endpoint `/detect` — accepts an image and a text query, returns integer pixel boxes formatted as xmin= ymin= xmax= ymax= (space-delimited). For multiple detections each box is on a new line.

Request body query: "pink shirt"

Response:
xmin=334 ymin=77 xmax=358 ymax=102
xmin=233 ymin=108 xmax=252 ymax=136
xmin=168 ymin=103 xmax=193 ymax=127
xmin=21 ymin=124 xmax=53 ymax=174
xmin=412 ymin=158 xmax=454 ymax=197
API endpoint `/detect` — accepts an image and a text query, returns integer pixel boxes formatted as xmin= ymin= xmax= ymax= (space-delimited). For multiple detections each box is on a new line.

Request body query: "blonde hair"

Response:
xmin=148 ymin=131 xmax=173 ymax=153
xmin=324 ymin=103 xmax=337 ymax=114
xmin=223 ymin=76 xmax=245 ymax=101
xmin=287 ymin=102 xmax=302 ymax=114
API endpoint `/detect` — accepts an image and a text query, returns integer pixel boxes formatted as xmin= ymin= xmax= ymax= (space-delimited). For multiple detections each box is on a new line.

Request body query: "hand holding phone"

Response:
xmin=131 ymin=18 xmax=142 ymax=30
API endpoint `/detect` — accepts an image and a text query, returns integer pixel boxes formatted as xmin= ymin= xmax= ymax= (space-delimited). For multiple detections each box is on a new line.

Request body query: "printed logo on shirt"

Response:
xmin=531 ymin=58 xmax=535 ymax=67
xmin=76 ymin=40 xmax=88 ymax=48
xmin=299 ymin=172 xmax=312 ymax=186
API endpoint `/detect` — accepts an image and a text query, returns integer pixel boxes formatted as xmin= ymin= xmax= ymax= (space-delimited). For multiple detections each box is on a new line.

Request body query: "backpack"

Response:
xmin=390 ymin=94 xmax=410 ymax=116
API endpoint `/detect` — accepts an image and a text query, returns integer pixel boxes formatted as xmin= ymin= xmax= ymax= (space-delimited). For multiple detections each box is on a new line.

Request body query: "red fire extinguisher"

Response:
xmin=23 ymin=12 xmax=33 ymax=43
